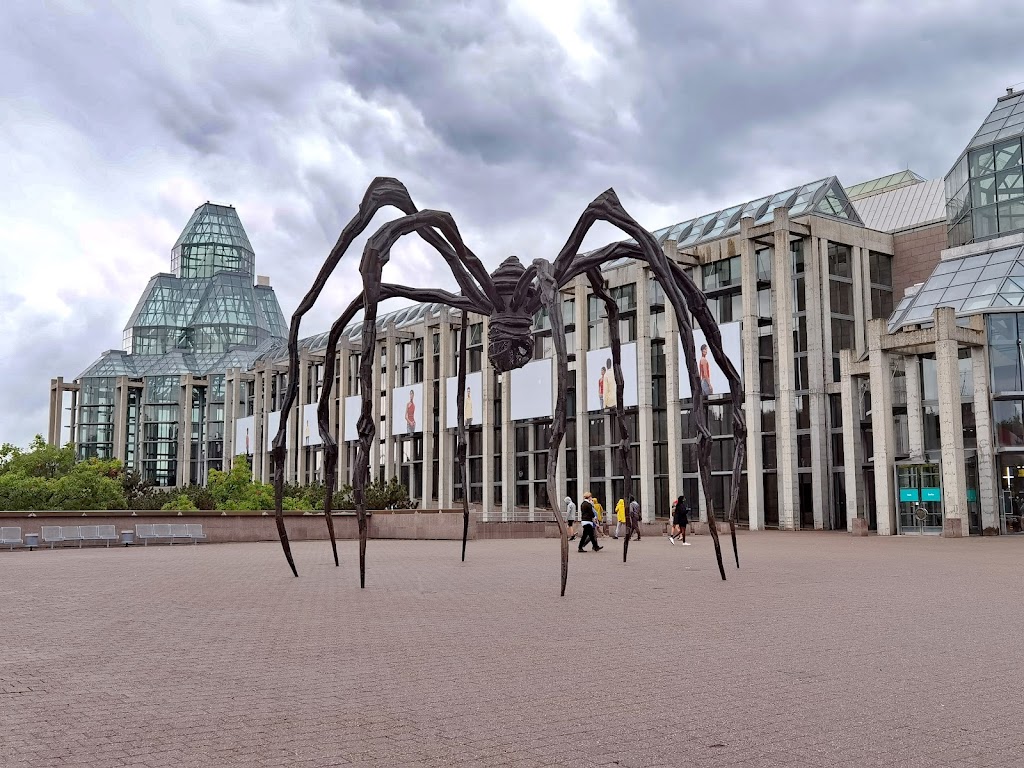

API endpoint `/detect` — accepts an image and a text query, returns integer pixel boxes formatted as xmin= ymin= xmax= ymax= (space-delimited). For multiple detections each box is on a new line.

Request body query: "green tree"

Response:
xmin=161 ymin=494 xmax=199 ymax=511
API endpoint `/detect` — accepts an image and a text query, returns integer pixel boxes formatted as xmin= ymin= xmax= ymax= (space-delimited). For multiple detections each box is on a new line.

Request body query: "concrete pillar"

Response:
xmin=739 ymin=218 xmax=764 ymax=529
xmin=482 ymin=317 xmax=495 ymax=520
xmin=867 ymin=319 xmax=897 ymax=535
xmin=422 ymin=327 xmax=437 ymax=509
xmin=383 ymin=329 xmax=396 ymax=482
xmin=904 ymin=355 xmax=924 ymax=459
xmin=934 ymin=307 xmax=968 ymax=537
xmin=852 ymin=245 xmax=870 ymax=354
xmin=48 ymin=378 xmax=62 ymax=446
xmin=501 ymin=369 xmax=515 ymax=520
xmin=297 ymin=350 xmax=308 ymax=484
xmin=178 ymin=376 xmax=193 ymax=487
xmin=805 ymin=237 xmax=828 ymax=529
xmin=772 ymin=208 xmax=798 ymax=529
xmin=68 ymin=387 xmax=78 ymax=454
xmin=574 ymin=280 xmax=590 ymax=504
xmin=224 ymin=370 xmax=236 ymax=466
xmin=839 ymin=350 xmax=866 ymax=531
xmin=971 ymin=343 xmax=997 ymax=533
xmin=437 ymin=312 xmax=452 ymax=508
xmin=370 ymin=337 xmax=383 ymax=484
xmin=636 ymin=271 xmax=655 ymax=521
xmin=113 ymin=376 xmax=129 ymax=464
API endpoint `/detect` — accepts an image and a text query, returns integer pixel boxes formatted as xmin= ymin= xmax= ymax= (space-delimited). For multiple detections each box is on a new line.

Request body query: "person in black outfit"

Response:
xmin=578 ymin=492 xmax=603 ymax=552
xmin=670 ymin=495 xmax=691 ymax=545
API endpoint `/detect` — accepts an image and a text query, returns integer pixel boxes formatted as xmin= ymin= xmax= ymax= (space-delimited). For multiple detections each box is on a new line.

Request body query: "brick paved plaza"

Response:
xmin=2 ymin=532 xmax=1023 ymax=767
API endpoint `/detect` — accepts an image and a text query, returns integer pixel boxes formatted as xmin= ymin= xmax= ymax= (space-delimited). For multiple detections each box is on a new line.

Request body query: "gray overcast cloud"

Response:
xmin=2 ymin=0 xmax=1024 ymax=447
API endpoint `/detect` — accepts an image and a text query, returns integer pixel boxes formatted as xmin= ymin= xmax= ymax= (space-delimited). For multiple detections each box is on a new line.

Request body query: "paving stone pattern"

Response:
xmin=2 ymin=532 xmax=1023 ymax=767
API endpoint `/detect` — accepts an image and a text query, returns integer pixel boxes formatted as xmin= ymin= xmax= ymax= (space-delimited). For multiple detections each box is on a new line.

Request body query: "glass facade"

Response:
xmin=945 ymin=91 xmax=1024 ymax=247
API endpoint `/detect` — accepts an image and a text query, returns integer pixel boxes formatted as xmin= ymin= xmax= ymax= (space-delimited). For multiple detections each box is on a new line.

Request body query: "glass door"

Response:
xmin=896 ymin=463 xmax=943 ymax=534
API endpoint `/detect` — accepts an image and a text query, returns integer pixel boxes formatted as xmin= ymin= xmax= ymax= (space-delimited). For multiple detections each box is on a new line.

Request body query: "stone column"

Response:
xmin=934 ymin=307 xmax=967 ymax=537
xmin=370 ymin=336 xmax=383 ymax=484
xmin=481 ymin=316 xmax=495 ymax=520
xmin=636 ymin=271 xmax=655 ymax=521
xmin=297 ymin=350 xmax=309 ymax=485
xmin=839 ymin=350 xmax=866 ymax=532
xmin=422 ymin=326 xmax=437 ymax=509
xmin=805 ymin=237 xmax=828 ymax=529
xmin=113 ymin=376 xmax=129 ymax=464
xmin=867 ymin=319 xmax=897 ymax=535
xmin=852 ymin=245 xmax=871 ymax=354
xmin=904 ymin=355 xmax=924 ymax=460
xmin=771 ymin=208 xmax=798 ymax=529
xmin=739 ymin=218 xmax=764 ymax=529
xmin=972 ymin=342 xmax=997 ymax=533
xmin=501 ymin=369 xmax=515 ymax=520
xmin=178 ymin=376 xmax=193 ymax=487
xmin=48 ymin=378 xmax=62 ymax=446
xmin=224 ymin=370 xmax=236 ymax=466
xmin=574 ymin=280 xmax=590 ymax=503
xmin=437 ymin=312 xmax=452 ymax=508
xmin=383 ymin=328 xmax=396 ymax=482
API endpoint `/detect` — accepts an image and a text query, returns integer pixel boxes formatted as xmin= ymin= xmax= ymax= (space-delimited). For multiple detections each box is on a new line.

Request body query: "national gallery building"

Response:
xmin=49 ymin=88 xmax=1024 ymax=535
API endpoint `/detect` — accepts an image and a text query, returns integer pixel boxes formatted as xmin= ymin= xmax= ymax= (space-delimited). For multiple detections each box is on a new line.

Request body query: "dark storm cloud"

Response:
xmin=2 ymin=0 xmax=1024 ymax=447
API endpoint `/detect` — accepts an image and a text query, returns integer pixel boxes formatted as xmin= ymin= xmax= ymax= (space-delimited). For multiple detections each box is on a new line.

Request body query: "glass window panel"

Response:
xmin=982 ymin=261 xmax=1013 ymax=280
xmin=914 ymin=288 xmax=946 ymax=305
xmin=962 ymin=295 xmax=995 ymax=311
xmin=923 ymin=272 xmax=954 ymax=291
xmin=998 ymin=199 xmax=1024 ymax=233
xmin=931 ymin=259 xmax=960 ymax=276
xmin=940 ymin=283 xmax=974 ymax=301
xmin=973 ymin=204 xmax=1000 ymax=239
xmin=970 ymin=147 xmax=995 ymax=176
xmin=972 ymin=175 xmax=997 ymax=206
xmin=995 ymin=138 xmax=1023 ymax=170
xmin=997 ymin=126 xmax=1024 ymax=140
xmin=970 ymin=279 xmax=1003 ymax=297
xmin=949 ymin=266 xmax=986 ymax=286
xmin=997 ymin=168 xmax=1024 ymax=201
xmin=995 ymin=400 xmax=1024 ymax=446
xmin=989 ymin=247 xmax=1022 ymax=264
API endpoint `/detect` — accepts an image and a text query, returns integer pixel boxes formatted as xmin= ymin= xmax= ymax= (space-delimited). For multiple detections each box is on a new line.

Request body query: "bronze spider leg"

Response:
xmin=668 ymin=261 xmax=746 ymax=567
xmin=351 ymin=209 xmax=486 ymax=588
xmin=455 ymin=314 xmax=470 ymax=561
xmin=272 ymin=177 xmax=492 ymax=574
xmin=532 ymin=259 xmax=571 ymax=595
xmin=585 ymin=269 xmax=636 ymax=562
xmin=550 ymin=190 xmax=741 ymax=580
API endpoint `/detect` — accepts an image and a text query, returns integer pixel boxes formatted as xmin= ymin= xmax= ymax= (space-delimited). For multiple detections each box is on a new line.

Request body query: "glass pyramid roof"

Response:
xmin=171 ymin=202 xmax=254 ymax=278
xmin=844 ymin=170 xmax=926 ymax=201
xmin=964 ymin=91 xmax=1024 ymax=152
xmin=887 ymin=243 xmax=1024 ymax=332
xmin=599 ymin=176 xmax=861 ymax=271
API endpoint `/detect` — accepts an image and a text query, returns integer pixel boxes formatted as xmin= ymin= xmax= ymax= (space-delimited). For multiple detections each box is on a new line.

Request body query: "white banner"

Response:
xmin=301 ymin=402 xmax=322 ymax=447
xmin=235 ymin=415 xmax=254 ymax=456
xmin=265 ymin=411 xmax=281 ymax=450
xmin=344 ymin=396 xmax=361 ymax=443
xmin=446 ymin=371 xmax=483 ymax=429
xmin=679 ymin=321 xmax=742 ymax=399
xmin=510 ymin=358 xmax=553 ymax=421
xmin=586 ymin=342 xmax=638 ymax=412
xmin=392 ymin=383 xmax=424 ymax=437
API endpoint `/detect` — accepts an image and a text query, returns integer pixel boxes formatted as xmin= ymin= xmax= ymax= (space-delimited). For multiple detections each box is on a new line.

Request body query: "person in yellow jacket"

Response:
xmin=592 ymin=496 xmax=605 ymax=538
xmin=614 ymin=498 xmax=626 ymax=539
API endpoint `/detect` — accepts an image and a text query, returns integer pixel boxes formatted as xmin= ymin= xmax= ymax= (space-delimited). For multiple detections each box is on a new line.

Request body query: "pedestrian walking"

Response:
xmin=564 ymin=496 xmax=577 ymax=541
xmin=577 ymin=492 xmax=602 ymax=553
xmin=614 ymin=498 xmax=625 ymax=539
xmin=670 ymin=495 xmax=691 ymax=545
xmin=593 ymin=497 xmax=605 ymax=538
xmin=627 ymin=495 xmax=642 ymax=542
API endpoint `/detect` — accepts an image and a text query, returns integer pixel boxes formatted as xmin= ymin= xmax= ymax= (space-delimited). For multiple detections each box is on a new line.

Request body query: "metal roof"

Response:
xmin=844 ymin=170 xmax=926 ymax=201
xmin=851 ymin=179 xmax=945 ymax=233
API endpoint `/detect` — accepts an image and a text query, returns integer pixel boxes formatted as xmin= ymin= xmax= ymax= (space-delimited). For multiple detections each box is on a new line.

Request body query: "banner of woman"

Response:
xmin=678 ymin=321 xmax=743 ymax=398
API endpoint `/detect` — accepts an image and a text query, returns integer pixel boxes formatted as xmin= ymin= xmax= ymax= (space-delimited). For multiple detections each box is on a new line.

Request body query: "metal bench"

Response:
xmin=41 ymin=525 xmax=64 ymax=548
xmin=61 ymin=526 xmax=84 ymax=548
xmin=78 ymin=525 xmax=118 ymax=547
xmin=136 ymin=523 xmax=207 ymax=545
xmin=1 ymin=526 xmax=23 ymax=550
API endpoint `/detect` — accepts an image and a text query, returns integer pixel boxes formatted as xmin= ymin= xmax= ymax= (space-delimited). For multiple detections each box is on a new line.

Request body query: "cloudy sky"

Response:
xmin=3 ymin=0 xmax=1024 ymax=448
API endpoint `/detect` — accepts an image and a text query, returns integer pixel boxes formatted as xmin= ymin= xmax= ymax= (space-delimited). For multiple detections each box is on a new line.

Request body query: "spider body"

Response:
xmin=271 ymin=177 xmax=746 ymax=594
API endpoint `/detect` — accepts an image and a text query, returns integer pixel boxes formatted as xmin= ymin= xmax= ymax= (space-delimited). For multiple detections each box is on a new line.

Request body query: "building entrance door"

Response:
xmin=896 ymin=463 xmax=943 ymax=534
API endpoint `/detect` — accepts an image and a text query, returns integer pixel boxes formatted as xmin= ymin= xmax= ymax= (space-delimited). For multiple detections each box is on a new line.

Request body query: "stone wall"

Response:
xmin=892 ymin=223 xmax=947 ymax=299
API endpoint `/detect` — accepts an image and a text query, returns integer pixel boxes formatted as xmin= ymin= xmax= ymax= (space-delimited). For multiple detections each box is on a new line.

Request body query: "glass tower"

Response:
xmin=75 ymin=203 xmax=286 ymax=485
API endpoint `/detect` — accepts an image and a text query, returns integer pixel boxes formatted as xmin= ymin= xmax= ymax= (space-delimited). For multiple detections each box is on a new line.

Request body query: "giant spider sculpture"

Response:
xmin=271 ymin=177 xmax=746 ymax=595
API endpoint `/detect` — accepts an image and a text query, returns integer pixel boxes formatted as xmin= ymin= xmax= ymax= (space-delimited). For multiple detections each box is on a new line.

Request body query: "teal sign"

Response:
xmin=922 ymin=487 xmax=942 ymax=502
xmin=967 ymin=489 xmax=978 ymax=503
xmin=899 ymin=488 xmax=920 ymax=502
